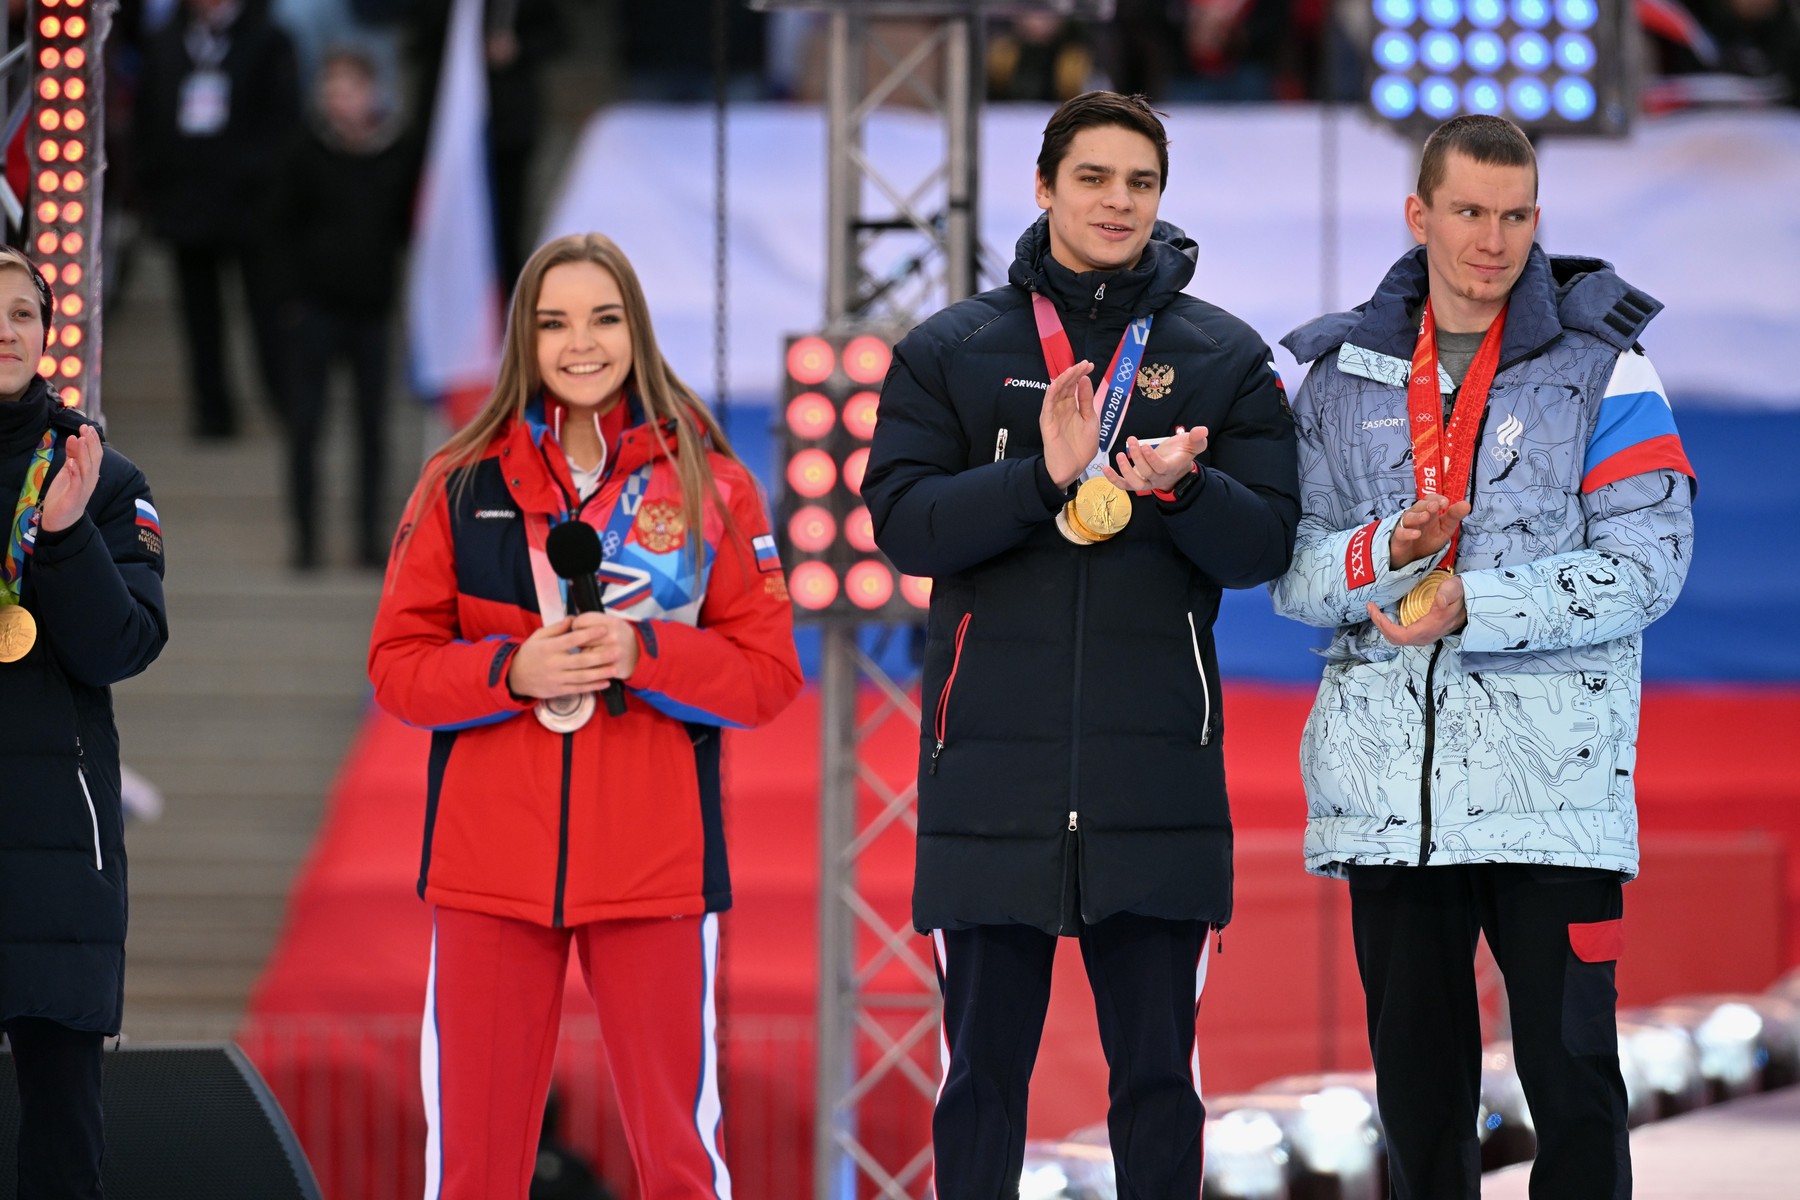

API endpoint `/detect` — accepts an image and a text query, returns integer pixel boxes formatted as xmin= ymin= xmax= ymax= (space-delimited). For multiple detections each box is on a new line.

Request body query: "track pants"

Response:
xmin=422 ymin=906 xmax=730 ymax=1200
xmin=931 ymin=914 xmax=1211 ymax=1200
xmin=4 ymin=1018 xmax=105 ymax=1200
xmin=1348 ymin=863 xmax=1631 ymax=1200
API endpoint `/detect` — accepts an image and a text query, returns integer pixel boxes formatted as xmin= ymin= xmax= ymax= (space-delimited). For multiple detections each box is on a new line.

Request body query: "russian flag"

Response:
xmin=405 ymin=0 xmax=503 ymax=428
xmin=752 ymin=534 xmax=781 ymax=574
xmin=134 ymin=498 xmax=161 ymax=536
xmin=1582 ymin=351 xmax=1697 ymax=494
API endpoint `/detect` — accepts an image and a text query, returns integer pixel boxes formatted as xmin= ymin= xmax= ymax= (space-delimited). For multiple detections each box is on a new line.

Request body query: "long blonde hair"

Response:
xmin=402 ymin=233 xmax=741 ymax=557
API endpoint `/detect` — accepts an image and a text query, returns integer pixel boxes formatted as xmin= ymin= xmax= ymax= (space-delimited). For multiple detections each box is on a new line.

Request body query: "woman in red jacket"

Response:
xmin=369 ymin=232 xmax=802 ymax=1200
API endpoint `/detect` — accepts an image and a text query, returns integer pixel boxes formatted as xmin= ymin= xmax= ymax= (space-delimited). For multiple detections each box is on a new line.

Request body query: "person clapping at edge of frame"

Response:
xmin=0 ymin=245 xmax=170 ymax=1199
xmin=862 ymin=92 xmax=1299 ymax=1200
xmin=267 ymin=45 xmax=420 ymax=571
xmin=367 ymin=233 xmax=802 ymax=1200
xmin=1270 ymin=115 xmax=1695 ymax=1199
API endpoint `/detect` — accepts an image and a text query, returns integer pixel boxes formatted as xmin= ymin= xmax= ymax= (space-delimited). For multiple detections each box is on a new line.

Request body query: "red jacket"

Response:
xmin=369 ymin=399 xmax=801 ymax=927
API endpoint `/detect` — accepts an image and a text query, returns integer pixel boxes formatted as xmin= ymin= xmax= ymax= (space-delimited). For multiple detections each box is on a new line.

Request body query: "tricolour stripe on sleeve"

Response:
xmin=1582 ymin=351 xmax=1695 ymax=493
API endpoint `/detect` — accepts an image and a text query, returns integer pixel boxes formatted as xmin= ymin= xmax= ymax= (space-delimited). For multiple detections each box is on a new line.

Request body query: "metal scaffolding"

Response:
xmin=809 ymin=4 xmax=985 ymax=1196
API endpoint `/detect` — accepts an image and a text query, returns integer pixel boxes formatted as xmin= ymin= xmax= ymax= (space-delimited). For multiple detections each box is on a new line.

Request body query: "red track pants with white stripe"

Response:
xmin=421 ymin=906 xmax=730 ymax=1200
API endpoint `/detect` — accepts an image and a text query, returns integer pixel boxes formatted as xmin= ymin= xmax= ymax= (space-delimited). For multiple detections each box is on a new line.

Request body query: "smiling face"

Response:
xmin=0 ymin=267 xmax=46 ymax=403
xmin=1405 ymin=150 xmax=1540 ymax=333
xmin=534 ymin=260 xmax=632 ymax=410
xmin=1035 ymin=123 xmax=1163 ymax=275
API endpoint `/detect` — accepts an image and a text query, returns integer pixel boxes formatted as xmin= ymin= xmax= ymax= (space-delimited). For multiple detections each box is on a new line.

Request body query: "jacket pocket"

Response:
xmin=929 ymin=612 xmax=972 ymax=776
xmin=1185 ymin=612 xmax=1212 ymax=746
xmin=76 ymin=764 xmax=103 ymax=870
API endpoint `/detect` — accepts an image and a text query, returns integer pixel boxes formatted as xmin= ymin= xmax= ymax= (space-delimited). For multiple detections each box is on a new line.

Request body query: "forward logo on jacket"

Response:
xmin=1135 ymin=363 xmax=1175 ymax=400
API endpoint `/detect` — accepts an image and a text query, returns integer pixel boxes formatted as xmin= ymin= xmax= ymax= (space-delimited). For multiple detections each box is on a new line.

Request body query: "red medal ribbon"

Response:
xmin=1406 ymin=299 xmax=1507 ymax=571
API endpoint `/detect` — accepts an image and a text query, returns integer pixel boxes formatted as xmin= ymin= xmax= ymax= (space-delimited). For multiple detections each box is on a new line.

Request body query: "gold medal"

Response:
xmin=1399 ymin=568 xmax=1453 ymax=626
xmin=0 ymin=603 xmax=37 ymax=663
xmin=1070 ymin=477 xmax=1131 ymax=543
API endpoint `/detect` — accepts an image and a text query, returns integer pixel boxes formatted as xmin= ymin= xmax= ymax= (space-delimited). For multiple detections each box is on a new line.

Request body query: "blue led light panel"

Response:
xmin=1362 ymin=0 xmax=1633 ymax=135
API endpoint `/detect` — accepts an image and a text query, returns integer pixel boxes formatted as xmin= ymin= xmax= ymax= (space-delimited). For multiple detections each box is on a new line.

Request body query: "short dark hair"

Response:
xmin=1417 ymin=115 xmax=1537 ymax=204
xmin=1037 ymin=91 xmax=1169 ymax=190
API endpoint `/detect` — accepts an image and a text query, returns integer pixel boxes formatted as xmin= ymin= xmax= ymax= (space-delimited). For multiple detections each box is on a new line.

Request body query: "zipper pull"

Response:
xmin=1088 ymin=282 xmax=1105 ymax=321
xmin=929 ymin=740 xmax=944 ymax=775
xmin=1068 ymin=811 xmax=1079 ymax=832
xmin=994 ymin=428 xmax=1009 ymax=462
xmin=1216 ymin=927 xmax=1224 ymax=955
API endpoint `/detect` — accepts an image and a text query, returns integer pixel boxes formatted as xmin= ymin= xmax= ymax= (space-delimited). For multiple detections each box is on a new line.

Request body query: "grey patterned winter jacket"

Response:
xmin=1270 ymin=246 xmax=1696 ymax=878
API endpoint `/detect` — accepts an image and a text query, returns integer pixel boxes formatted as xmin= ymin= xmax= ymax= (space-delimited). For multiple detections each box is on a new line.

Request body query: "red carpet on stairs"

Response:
xmin=239 ymin=685 xmax=1800 ymax=1200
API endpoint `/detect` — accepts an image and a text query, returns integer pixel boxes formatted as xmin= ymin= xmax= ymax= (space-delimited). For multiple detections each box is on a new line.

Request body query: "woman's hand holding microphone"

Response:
xmin=506 ymin=611 xmax=640 ymax=701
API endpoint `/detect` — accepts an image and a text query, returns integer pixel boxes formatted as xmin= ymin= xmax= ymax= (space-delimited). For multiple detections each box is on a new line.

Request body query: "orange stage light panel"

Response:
xmin=846 ymin=561 xmax=894 ymax=609
xmin=842 ymin=447 xmax=870 ymax=496
xmin=36 ymin=171 xmax=58 ymax=192
xmin=38 ymin=49 xmax=61 ymax=70
xmin=59 ymin=293 xmax=82 ymax=316
xmin=66 ymin=79 xmax=86 ymax=100
xmin=787 ymin=506 xmax=836 ymax=554
xmin=63 ymin=171 xmax=83 ymax=191
xmin=38 ymin=140 xmax=59 ymax=162
xmin=37 ymin=263 xmax=57 ymax=284
xmin=66 ymin=16 xmax=86 ymax=36
xmin=65 ymin=111 xmax=86 ymax=132
xmin=60 ymin=233 xmax=83 ymax=254
xmin=61 ymin=202 xmax=83 ymax=223
xmin=38 ymin=79 xmax=60 ymax=100
xmin=61 ymin=264 xmax=82 ymax=285
xmin=38 ymin=110 xmax=60 ymax=131
xmin=39 ymin=17 xmax=62 ymax=38
xmin=66 ymin=49 xmax=87 ymax=70
xmin=35 ymin=201 xmax=58 ymax=223
xmin=63 ymin=141 xmax=84 ymax=161
xmin=844 ymin=506 xmax=877 ymax=553
xmin=790 ymin=562 xmax=839 ymax=610
xmin=900 ymin=574 xmax=933 ymax=608
xmin=785 ymin=392 xmax=835 ymax=439
xmin=35 ymin=233 xmax=57 ymax=255
xmin=843 ymin=391 xmax=880 ymax=439
xmin=842 ymin=336 xmax=892 ymax=385
xmin=37 ymin=356 xmax=55 ymax=376
xmin=785 ymin=336 xmax=835 ymax=386
xmin=60 ymin=327 xmax=81 ymax=348
xmin=61 ymin=386 xmax=81 ymax=407
xmin=786 ymin=448 xmax=837 ymax=499
xmin=59 ymin=356 xmax=80 ymax=378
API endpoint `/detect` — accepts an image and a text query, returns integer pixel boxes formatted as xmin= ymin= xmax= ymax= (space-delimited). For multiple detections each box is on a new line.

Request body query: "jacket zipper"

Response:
xmin=1185 ymin=612 xmax=1212 ymax=746
xmin=75 ymin=737 xmax=102 ymax=870
xmin=1088 ymin=282 xmax=1105 ymax=321
xmin=552 ymin=733 xmax=574 ymax=926
xmin=1417 ymin=643 xmax=1445 ymax=867
xmin=1064 ymin=554 xmax=1091 ymax=923
xmin=929 ymin=613 xmax=973 ymax=775
xmin=993 ymin=428 xmax=1009 ymax=462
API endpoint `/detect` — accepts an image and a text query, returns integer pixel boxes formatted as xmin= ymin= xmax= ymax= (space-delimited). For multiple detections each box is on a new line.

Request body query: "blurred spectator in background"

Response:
xmin=268 ymin=47 xmax=418 ymax=571
xmin=137 ymin=0 xmax=300 ymax=441
xmin=620 ymin=0 xmax=768 ymax=100
xmin=1112 ymin=0 xmax=1294 ymax=101
xmin=987 ymin=11 xmax=1096 ymax=102
xmin=1704 ymin=0 xmax=1800 ymax=103
xmin=272 ymin=0 xmax=403 ymax=87
xmin=411 ymin=0 xmax=565 ymax=283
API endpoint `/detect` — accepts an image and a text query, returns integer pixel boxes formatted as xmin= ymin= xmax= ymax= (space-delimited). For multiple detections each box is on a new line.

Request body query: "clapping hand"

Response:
xmin=1039 ymin=361 xmax=1098 ymax=490
xmin=39 ymin=425 xmax=102 ymax=534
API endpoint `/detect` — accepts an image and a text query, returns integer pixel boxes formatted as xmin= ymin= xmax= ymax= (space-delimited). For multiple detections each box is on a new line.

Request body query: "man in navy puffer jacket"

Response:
xmin=864 ymin=91 xmax=1298 ymax=1200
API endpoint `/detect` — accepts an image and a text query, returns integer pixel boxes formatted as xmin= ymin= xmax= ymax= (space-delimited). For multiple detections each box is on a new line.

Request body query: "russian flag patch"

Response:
xmin=135 ymin=499 xmax=162 ymax=536
xmin=753 ymin=534 xmax=782 ymax=573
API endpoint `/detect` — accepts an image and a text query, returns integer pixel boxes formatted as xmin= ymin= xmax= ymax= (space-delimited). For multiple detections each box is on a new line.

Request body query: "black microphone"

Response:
xmin=545 ymin=520 xmax=628 ymax=717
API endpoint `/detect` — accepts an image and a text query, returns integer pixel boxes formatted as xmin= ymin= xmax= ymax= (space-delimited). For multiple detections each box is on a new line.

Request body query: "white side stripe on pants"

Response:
xmin=1189 ymin=935 xmax=1212 ymax=1097
xmin=421 ymin=916 xmax=443 ymax=1200
xmin=695 ymin=912 xmax=733 ymax=1199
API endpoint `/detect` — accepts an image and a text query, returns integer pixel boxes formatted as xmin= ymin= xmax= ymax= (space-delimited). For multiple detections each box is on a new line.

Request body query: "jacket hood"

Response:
xmin=1007 ymin=214 xmax=1198 ymax=317
xmin=1281 ymin=244 xmax=1662 ymax=368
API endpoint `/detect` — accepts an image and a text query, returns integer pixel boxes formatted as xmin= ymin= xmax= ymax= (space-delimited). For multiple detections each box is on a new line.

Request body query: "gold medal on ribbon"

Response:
xmin=1399 ymin=567 xmax=1453 ymax=626
xmin=0 ymin=603 xmax=37 ymax=663
xmin=1057 ymin=477 xmax=1132 ymax=546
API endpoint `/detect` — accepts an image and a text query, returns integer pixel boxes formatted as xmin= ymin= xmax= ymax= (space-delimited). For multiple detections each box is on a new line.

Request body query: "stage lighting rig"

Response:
xmin=23 ymin=0 xmax=104 ymax=413
xmin=775 ymin=330 xmax=932 ymax=622
xmin=1364 ymin=0 xmax=1638 ymax=135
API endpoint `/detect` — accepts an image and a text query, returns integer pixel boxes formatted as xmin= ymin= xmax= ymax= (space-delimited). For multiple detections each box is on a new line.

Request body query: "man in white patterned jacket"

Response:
xmin=1270 ymin=115 xmax=1695 ymax=1200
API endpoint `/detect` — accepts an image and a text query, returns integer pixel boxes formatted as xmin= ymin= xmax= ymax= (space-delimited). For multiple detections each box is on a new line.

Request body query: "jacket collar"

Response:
xmin=500 ymin=392 xmax=680 ymax=515
xmin=1007 ymin=214 xmax=1198 ymax=318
